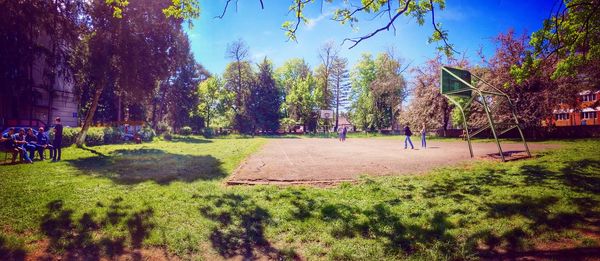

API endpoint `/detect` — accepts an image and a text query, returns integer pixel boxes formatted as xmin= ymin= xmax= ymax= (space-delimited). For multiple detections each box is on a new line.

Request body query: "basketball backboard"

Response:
xmin=441 ymin=66 xmax=472 ymax=97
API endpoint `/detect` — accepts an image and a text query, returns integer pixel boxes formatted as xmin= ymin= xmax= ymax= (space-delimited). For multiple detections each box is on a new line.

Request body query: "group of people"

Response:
xmin=403 ymin=123 xmax=427 ymax=149
xmin=1 ymin=117 xmax=63 ymax=164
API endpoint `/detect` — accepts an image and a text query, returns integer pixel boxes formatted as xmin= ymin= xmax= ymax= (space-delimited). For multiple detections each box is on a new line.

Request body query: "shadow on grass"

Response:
xmin=39 ymin=197 xmax=155 ymax=260
xmin=197 ymin=193 xmax=299 ymax=260
xmin=560 ymin=159 xmax=600 ymax=194
xmin=67 ymin=148 xmax=226 ymax=184
xmin=169 ymin=136 xmax=213 ymax=144
xmin=0 ymin=235 xmax=26 ymax=261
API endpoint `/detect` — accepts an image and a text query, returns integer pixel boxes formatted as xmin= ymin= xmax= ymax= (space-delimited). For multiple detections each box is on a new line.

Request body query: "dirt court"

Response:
xmin=228 ymin=138 xmax=561 ymax=185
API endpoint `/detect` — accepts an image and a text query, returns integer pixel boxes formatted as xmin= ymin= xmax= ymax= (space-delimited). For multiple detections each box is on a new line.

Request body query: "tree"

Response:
xmin=276 ymin=58 xmax=312 ymax=118
xmin=314 ymin=41 xmax=338 ymax=110
xmin=0 ymin=0 xmax=83 ymax=125
xmin=285 ymin=74 xmax=318 ymax=133
xmin=248 ymin=58 xmax=282 ymax=133
xmin=400 ymin=54 xmax=467 ymax=135
xmin=371 ymin=52 xmax=407 ymax=131
xmin=198 ymin=76 xmax=228 ymax=129
xmin=75 ymin=0 xmax=191 ymax=146
xmin=329 ymin=56 xmax=350 ymax=131
xmin=224 ymin=39 xmax=255 ymax=133
xmin=517 ymin=0 xmax=600 ymax=82
xmin=349 ymin=53 xmax=377 ymax=131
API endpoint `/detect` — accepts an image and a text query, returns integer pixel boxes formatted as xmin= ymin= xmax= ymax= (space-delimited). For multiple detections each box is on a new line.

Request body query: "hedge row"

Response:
xmin=50 ymin=126 xmax=155 ymax=147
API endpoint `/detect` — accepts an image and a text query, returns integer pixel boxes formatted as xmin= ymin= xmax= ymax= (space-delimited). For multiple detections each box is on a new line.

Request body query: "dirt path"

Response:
xmin=228 ymin=138 xmax=560 ymax=185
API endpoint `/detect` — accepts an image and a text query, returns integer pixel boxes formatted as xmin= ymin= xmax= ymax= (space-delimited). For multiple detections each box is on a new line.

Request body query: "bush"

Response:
xmin=202 ymin=127 xmax=214 ymax=138
xmin=156 ymin=122 xmax=172 ymax=135
xmin=85 ymin=128 xmax=105 ymax=146
xmin=103 ymin=127 xmax=124 ymax=144
xmin=139 ymin=126 xmax=155 ymax=141
xmin=180 ymin=126 xmax=192 ymax=136
xmin=163 ymin=131 xmax=173 ymax=141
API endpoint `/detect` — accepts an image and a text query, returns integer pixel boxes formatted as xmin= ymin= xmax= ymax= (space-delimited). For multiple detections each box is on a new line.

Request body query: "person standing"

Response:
xmin=404 ymin=125 xmax=414 ymax=149
xmin=338 ymin=127 xmax=343 ymax=142
xmin=342 ymin=126 xmax=347 ymax=142
xmin=420 ymin=123 xmax=427 ymax=149
xmin=52 ymin=117 xmax=63 ymax=161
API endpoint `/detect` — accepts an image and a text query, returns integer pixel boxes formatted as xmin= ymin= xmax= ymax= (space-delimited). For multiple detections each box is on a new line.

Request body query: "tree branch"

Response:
xmin=429 ymin=0 xmax=458 ymax=54
xmin=342 ymin=0 xmax=411 ymax=49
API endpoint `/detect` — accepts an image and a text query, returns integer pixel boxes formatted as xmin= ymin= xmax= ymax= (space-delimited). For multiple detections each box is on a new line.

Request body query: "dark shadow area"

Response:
xmin=486 ymin=150 xmax=532 ymax=161
xmin=67 ymin=148 xmax=226 ymax=184
xmin=318 ymin=202 xmax=456 ymax=255
xmin=169 ymin=136 xmax=213 ymax=144
xmin=521 ymin=164 xmax=555 ymax=185
xmin=80 ymin=146 xmax=107 ymax=157
xmin=39 ymin=198 xmax=154 ymax=260
xmin=480 ymin=246 xmax=600 ymax=260
xmin=0 ymin=235 xmax=26 ymax=261
xmin=560 ymin=159 xmax=600 ymax=194
xmin=198 ymin=193 xmax=299 ymax=260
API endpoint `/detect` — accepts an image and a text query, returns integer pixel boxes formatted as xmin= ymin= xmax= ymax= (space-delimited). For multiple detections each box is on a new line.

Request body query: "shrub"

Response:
xmin=103 ymin=127 xmax=124 ymax=144
xmin=163 ymin=131 xmax=173 ymax=141
xmin=156 ymin=122 xmax=172 ymax=135
xmin=202 ymin=127 xmax=214 ymax=138
xmin=139 ymin=126 xmax=155 ymax=141
xmin=85 ymin=128 xmax=105 ymax=146
xmin=180 ymin=126 xmax=192 ymax=136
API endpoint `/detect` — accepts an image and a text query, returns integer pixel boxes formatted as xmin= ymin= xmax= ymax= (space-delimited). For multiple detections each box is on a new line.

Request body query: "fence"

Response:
xmin=435 ymin=126 xmax=600 ymax=140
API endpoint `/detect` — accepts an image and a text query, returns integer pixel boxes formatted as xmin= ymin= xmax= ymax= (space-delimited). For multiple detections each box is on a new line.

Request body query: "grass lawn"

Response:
xmin=0 ymin=136 xmax=599 ymax=260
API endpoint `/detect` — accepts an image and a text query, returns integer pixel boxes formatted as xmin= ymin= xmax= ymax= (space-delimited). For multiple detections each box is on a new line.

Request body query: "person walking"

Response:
xmin=52 ymin=117 xmax=63 ymax=161
xmin=420 ymin=123 xmax=427 ymax=149
xmin=404 ymin=125 xmax=414 ymax=149
xmin=342 ymin=126 xmax=347 ymax=142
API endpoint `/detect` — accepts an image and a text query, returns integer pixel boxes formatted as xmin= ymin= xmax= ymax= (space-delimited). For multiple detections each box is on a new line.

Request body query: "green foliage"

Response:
xmin=518 ymin=0 xmax=600 ymax=82
xmin=180 ymin=126 xmax=192 ymax=136
xmin=0 ymin=139 xmax=598 ymax=259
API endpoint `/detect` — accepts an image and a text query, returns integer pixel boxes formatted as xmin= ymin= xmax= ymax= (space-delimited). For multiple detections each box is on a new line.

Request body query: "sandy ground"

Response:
xmin=228 ymin=138 xmax=561 ymax=185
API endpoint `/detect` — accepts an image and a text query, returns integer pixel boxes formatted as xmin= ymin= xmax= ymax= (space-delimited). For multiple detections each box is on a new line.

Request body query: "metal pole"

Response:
xmin=479 ymin=91 xmax=505 ymax=161
xmin=445 ymin=95 xmax=474 ymax=158
xmin=506 ymin=99 xmax=532 ymax=157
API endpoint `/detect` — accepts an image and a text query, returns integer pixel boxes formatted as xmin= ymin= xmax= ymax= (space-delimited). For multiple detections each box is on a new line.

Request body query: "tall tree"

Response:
xmin=371 ymin=52 xmax=407 ymax=131
xmin=349 ymin=53 xmax=377 ymax=131
xmin=248 ymin=58 xmax=281 ymax=133
xmin=224 ymin=39 xmax=255 ymax=133
xmin=315 ymin=41 xmax=338 ymax=109
xmin=198 ymin=76 xmax=230 ymax=129
xmin=329 ymin=56 xmax=350 ymax=131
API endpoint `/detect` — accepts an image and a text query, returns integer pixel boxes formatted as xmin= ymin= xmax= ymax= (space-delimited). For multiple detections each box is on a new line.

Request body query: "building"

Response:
xmin=0 ymin=33 xmax=78 ymax=129
xmin=550 ymin=90 xmax=599 ymax=126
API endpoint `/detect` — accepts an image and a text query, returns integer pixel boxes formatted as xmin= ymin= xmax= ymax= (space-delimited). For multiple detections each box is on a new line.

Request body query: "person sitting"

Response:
xmin=14 ymin=128 xmax=33 ymax=163
xmin=1 ymin=128 xmax=22 ymax=164
xmin=25 ymin=128 xmax=40 ymax=160
xmin=36 ymin=127 xmax=55 ymax=160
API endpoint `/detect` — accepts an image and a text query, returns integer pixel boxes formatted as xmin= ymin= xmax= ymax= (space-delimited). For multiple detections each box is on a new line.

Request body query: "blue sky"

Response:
xmin=186 ymin=0 xmax=558 ymax=76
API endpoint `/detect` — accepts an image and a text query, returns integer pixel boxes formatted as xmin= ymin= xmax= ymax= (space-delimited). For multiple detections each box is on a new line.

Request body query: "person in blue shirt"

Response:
xmin=36 ymin=127 xmax=55 ymax=160
xmin=14 ymin=128 xmax=33 ymax=163
xmin=1 ymin=128 xmax=22 ymax=164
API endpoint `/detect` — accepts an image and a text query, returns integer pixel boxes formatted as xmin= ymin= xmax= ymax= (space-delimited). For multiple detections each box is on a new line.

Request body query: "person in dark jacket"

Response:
xmin=36 ymin=127 xmax=54 ymax=160
xmin=52 ymin=117 xmax=63 ymax=161
xmin=404 ymin=125 xmax=414 ymax=149
xmin=25 ymin=128 xmax=39 ymax=160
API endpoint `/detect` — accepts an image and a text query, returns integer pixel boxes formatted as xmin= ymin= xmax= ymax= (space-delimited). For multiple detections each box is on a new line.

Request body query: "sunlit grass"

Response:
xmin=0 ymin=137 xmax=598 ymax=260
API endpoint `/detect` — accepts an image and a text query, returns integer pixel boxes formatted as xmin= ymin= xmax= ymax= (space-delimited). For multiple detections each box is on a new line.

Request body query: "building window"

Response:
xmin=582 ymin=94 xmax=596 ymax=102
xmin=555 ymin=113 xmax=570 ymax=120
xmin=582 ymin=111 xmax=597 ymax=119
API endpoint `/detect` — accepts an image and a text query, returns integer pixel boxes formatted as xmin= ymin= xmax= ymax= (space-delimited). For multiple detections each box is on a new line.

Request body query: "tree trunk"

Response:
xmin=335 ymin=81 xmax=340 ymax=132
xmin=76 ymin=88 xmax=103 ymax=147
xmin=117 ymin=95 xmax=122 ymax=122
